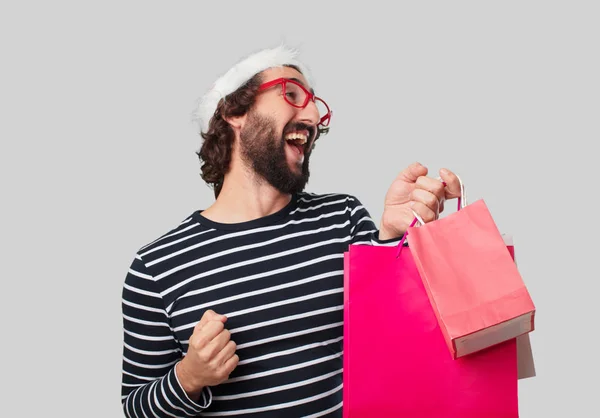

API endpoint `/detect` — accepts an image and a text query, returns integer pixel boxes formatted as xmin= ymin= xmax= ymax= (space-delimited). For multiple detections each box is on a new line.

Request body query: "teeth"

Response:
xmin=285 ymin=133 xmax=307 ymax=144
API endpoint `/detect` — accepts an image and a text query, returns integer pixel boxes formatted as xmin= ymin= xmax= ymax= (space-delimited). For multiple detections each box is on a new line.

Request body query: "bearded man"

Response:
xmin=120 ymin=45 xmax=462 ymax=417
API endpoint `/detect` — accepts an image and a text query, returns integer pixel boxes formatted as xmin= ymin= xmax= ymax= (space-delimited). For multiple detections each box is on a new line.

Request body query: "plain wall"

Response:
xmin=2 ymin=1 xmax=598 ymax=416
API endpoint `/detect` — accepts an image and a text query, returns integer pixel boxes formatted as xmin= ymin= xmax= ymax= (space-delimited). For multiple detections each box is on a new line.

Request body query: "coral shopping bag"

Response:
xmin=403 ymin=180 xmax=535 ymax=359
xmin=342 ymin=244 xmax=518 ymax=418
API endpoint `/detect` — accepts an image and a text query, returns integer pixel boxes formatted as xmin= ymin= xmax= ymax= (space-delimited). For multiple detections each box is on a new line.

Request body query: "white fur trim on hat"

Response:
xmin=193 ymin=44 xmax=314 ymax=133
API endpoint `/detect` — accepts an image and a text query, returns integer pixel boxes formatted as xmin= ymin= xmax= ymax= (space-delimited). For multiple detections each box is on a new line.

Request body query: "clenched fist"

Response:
xmin=379 ymin=162 xmax=462 ymax=240
xmin=175 ymin=309 xmax=239 ymax=400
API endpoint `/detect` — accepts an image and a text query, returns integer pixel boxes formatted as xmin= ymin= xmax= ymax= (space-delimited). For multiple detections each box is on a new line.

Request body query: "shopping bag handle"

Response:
xmin=395 ymin=174 xmax=466 ymax=258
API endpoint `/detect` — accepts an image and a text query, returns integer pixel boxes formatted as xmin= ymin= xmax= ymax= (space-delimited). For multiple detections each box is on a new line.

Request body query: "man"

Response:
xmin=121 ymin=45 xmax=462 ymax=417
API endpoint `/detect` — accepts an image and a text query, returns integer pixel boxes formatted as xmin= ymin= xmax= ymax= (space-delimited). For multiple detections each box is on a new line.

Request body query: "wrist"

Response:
xmin=378 ymin=227 xmax=399 ymax=241
xmin=379 ymin=213 xmax=402 ymax=241
xmin=176 ymin=359 xmax=204 ymax=400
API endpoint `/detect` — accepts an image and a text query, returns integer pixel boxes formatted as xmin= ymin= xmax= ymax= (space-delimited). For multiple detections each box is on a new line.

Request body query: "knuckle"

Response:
xmin=205 ymin=345 xmax=218 ymax=359
xmin=212 ymin=368 xmax=225 ymax=382
xmin=199 ymin=351 xmax=212 ymax=363
xmin=205 ymin=320 xmax=222 ymax=335
xmin=194 ymin=319 xmax=204 ymax=331
xmin=411 ymin=188 xmax=425 ymax=201
xmin=425 ymin=193 xmax=437 ymax=207
xmin=189 ymin=336 xmax=201 ymax=351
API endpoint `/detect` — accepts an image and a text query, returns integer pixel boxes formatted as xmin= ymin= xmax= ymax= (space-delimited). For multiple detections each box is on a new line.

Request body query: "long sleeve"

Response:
xmin=121 ymin=254 xmax=212 ymax=417
xmin=346 ymin=195 xmax=403 ymax=247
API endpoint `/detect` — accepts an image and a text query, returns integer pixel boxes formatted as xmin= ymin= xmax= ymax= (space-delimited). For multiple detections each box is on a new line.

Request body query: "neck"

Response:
xmin=200 ymin=157 xmax=292 ymax=224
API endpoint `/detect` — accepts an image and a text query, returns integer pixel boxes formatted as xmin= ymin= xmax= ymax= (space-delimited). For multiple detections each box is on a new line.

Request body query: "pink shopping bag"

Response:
xmin=404 ymin=198 xmax=535 ymax=359
xmin=343 ymin=243 xmax=519 ymax=418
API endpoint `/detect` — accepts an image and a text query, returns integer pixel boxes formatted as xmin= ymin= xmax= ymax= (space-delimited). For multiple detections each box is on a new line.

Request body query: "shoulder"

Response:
xmin=130 ymin=210 xmax=209 ymax=266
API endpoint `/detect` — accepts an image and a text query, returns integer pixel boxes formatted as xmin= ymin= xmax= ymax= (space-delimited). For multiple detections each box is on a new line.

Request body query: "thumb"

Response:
xmin=397 ymin=162 xmax=428 ymax=183
xmin=439 ymin=168 xmax=462 ymax=200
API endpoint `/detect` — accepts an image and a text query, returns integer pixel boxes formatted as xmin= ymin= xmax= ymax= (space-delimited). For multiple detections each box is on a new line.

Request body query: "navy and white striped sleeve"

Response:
xmin=346 ymin=195 xmax=403 ymax=246
xmin=121 ymin=254 xmax=212 ymax=417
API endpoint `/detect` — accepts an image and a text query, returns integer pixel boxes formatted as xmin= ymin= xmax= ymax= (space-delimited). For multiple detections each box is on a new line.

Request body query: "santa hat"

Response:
xmin=193 ymin=43 xmax=314 ymax=133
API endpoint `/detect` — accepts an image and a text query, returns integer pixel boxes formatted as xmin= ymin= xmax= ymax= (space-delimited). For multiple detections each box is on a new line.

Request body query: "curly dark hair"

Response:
xmin=196 ymin=73 xmax=263 ymax=198
xmin=196 ymin=65 xmax=326 ymax=198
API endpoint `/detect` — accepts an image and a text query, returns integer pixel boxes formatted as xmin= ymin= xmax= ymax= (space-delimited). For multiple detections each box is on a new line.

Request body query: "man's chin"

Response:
xmin=276 ymin=169 xmax=309 ymax=194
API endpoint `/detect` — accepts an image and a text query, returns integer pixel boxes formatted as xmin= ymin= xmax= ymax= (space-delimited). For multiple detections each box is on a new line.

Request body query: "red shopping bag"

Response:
xmin=403 ymin=197 xmax=535 ymax=359
xmin=343 ymin=244 xmax=519 ymax=418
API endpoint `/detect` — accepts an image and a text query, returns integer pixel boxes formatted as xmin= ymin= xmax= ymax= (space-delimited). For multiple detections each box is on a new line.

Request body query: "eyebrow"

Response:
xmin=290 ymin=77 xmax=315 ymax=95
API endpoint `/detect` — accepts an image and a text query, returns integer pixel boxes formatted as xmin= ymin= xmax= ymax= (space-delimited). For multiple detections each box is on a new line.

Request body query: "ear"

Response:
xmin=223 ymin=114 xmax=247 ymax=131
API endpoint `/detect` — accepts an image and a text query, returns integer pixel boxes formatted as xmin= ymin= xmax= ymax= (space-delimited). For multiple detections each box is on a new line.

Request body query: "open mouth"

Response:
xmin=284 ymin=131 xmax=308 ymax=156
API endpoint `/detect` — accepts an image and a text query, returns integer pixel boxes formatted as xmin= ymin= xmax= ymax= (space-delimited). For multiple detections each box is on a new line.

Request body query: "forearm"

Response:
xmin=121 ymin=255 xmax=212 ymax=416
xmin=122 ymin=365 xmax=210 ymax=417
xmin=122 ymin=326 xmax=213 ymax=417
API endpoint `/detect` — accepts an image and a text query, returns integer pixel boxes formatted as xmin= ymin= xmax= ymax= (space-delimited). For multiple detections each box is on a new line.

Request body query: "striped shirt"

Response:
xmin=121 ymin=192 xmax=399 ymax=417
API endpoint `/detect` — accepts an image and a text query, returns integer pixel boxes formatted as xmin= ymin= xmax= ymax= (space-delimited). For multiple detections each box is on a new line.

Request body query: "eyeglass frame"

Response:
xmin=257 ymin=77 xmax=332 ymax=129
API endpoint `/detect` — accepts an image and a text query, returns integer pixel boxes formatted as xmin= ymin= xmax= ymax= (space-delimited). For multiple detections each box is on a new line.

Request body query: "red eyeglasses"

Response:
xmin=258 ymin=77 xmax=332 ymax=129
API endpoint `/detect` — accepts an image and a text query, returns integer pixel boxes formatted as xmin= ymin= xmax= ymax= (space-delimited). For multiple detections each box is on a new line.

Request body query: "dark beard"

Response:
xmin=239 ymin=111 xmax=312 ymax=194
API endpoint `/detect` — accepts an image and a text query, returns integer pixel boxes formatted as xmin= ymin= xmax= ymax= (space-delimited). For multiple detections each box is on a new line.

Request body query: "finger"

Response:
xmin=205 ymin=328 xmax=231 ymax=358
xmin=411 ymin=189 xmax=441 ymax=216
xmin=196 ymin=310 xmax=227 ymax=332
xmin=190 ymin=320 xmax=225 ymax=350
xmin=410 ymin=201 xmax=437 ymax=224
xmin=196 ymin=312 xmax=212 ymax=331
xmin=415 ymin=176 xmax=445 ymax=203
xmin=222 ymin=354 xmax=240 ymax=376
xmin=439 ymin=168 xmax=461 ymax=199
xmin=397 ymin=162 xmax=428 ymax=183
xmin=214 ymin=340 xmax=237 ymax=366
xmin=203 ymin=309 xmax=227 ymax=324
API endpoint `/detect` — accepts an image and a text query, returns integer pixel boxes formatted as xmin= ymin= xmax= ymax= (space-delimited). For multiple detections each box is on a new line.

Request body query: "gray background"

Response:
xmin=2 ymin=0 xmax=598 ymax=416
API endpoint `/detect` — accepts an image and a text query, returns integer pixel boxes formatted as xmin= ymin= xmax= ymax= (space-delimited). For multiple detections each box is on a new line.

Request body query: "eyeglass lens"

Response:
xmin=284 ymin=82 xmax=330 ymax=126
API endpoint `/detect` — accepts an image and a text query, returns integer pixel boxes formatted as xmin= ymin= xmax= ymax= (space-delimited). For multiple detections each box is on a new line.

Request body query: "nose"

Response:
xmin=297 ymin=99 xmax=320 ymax=127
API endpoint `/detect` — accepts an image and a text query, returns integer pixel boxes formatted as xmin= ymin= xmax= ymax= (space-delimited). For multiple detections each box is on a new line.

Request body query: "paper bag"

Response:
xmin=343 ymin=243 xmax=519 ymax=418
xmin=405 ymin=198 xmax=536 ymax=359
